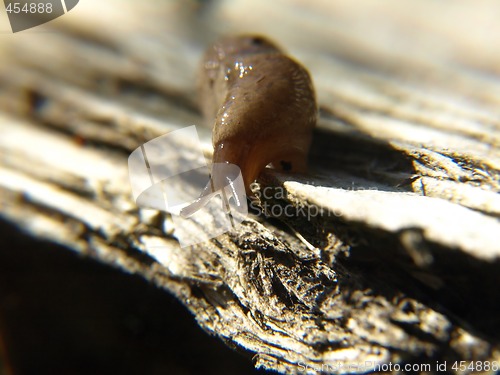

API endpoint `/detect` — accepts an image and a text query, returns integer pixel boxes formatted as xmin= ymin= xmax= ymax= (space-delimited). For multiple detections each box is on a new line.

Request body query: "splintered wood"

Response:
xmin=1 ymin=1 xmax=499 ymax=373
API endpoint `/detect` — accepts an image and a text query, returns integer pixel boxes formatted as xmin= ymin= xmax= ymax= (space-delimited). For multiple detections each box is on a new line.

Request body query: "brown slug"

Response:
xmin=200 ymin=35 xmax=317 ymax=194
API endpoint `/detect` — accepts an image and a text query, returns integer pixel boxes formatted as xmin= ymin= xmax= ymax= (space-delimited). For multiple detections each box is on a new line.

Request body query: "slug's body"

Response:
xmin=200 ymin=35 xmax=317 ymax=193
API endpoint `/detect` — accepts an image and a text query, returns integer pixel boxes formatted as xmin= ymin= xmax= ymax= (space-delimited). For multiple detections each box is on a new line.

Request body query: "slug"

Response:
xmin=201 ymin=35 xmax=317 ymax=191
xmin=181 ymin=35 xmax=316 ymax=217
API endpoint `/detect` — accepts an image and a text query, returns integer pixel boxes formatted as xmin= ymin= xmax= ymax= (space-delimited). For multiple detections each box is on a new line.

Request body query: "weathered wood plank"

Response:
xmin=1 ymin=1 xmax=499 ymax=373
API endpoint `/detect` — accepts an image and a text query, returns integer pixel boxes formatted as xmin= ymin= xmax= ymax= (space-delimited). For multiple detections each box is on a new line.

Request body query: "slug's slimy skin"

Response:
xmin=199 ymin=35 xmax=317 ymax=194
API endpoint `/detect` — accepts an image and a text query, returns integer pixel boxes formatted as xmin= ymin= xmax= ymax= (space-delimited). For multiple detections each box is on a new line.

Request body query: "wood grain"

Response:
xmin=1 ymin=1 xmax=499 ymax=373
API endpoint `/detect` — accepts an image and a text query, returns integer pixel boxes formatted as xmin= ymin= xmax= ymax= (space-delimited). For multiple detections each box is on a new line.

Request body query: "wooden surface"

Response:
xmin=1 ymin=1 xmax=500 ymax=373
